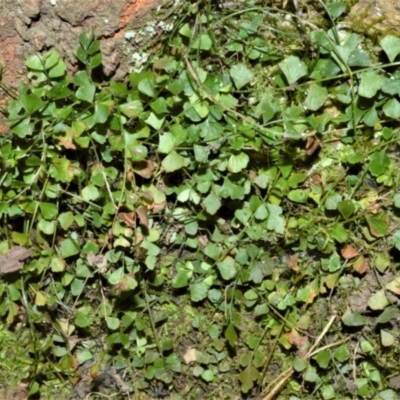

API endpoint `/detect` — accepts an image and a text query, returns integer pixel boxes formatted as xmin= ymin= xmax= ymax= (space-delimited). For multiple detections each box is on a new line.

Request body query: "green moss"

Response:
xmin=0 ymin=324 xmax=32 ymax=391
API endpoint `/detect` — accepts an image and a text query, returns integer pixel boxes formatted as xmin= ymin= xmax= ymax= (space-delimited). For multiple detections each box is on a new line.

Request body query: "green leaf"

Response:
xmin=106 ymin=316 xmax=120 ymax=330
xmin=217 ymin=256 xmax=237 ymax=280
xmin=25 ymin=54 xmax=43 ymax=70
xmin=58 ymin=211 xmax=75 ymax=230
xmin=12 ymin=232 xmax=29 ymax=246
xmin=59 ymin=238 xmax=80 ymax=258
xmin=158 ymin=132 xmax=175 ymax=154
xmin=279 ymin=56 xmax=307 ymax=84
xmin=190 ymin=282 xmax=208 ymax=302
xmin=108 ymin=267 xmax=124 ymax=285
xmin=201 ymin=369 xmax=215 ymax=382
xmin=75 ymin=312 xmax=92 ymax=328
xmin=228 ymin=152 xmax=249 ymax=173
xmin=359 ymin=71 xmax=384 ymax=98
xmin=230 ymin=63 xmax=254 ymax=90
xmin=255 ymin=204 xmax=268 ymax=220
xmin=325 ymin=193 xmax=342 ymax=210
xmin=383 ymin=98 xmax=400 ymax=119
xmin=321 ymin=385 xmax=336 ymax=400
xmin=287 ymin=173 xmax=306 ymax=188
xmin=172 ymin=271 xmax=188 ymax=289
xmin=89 ymin=53 xmax=102 ymax=70
xmin=293 ymin=357 xmax=308 ymax=372
xmin=363 ymin=107 xmax=378 ymax=126
xmin=202 ymin=191 xmax=221 ymax=215
xmin=88 ymin=39 xmax=100 ymax=55
xmin=145 ymin=112 xmax=165 ymax=129
xmin=81 ymin=184 xmax=100 ymax=201
xmin=179 ymin=23 xmax=192 ymax=38
xmin=326 ymin=2 xmax=347 ymax=19
xmin=127 ymin=144 xmax=148 ymax=161
xmin=39 ymin=202 xmax=58 ymax=219
xmin=381 ymin=329 xmax=394 ymax=347
xmin=71 ymin=278 xmax=84 ymax=296
xmin=337 ymin=200 xmax=355 ymax=219
xmin=266 ymin=204 xmax=285 ymax=234
xmin=138 ymin=78 xmax=155 ymax=97
xmin=235 ymin=207 xmax=252 ymax=224
xmin=342 ymin=308 xmax=366 ymax=327
xmin=118 ymin=100 xmax=143 ymax=118
xmin=76 ymin=84 xmax=96 ymax=103
xmin=369 ymin=151 xmax=390 ymax=176
xmin=381 ymin=35 xmax=400 ymax=62
xmin=366 ymin=215 xmax=387 ymax=237
xmin=331 ymin=224 xmax=348 ymax=243
xmin=314 ymin=350 xmax=331 ymax=369
xmin=190 ymin=95 xmax=209 ymax=118
xmin=333 ymin=344 xmax=350 ymax=363
xmin=224 ymin=323 xmax=237 ymax=347
xmin=239 ymin=364 xmax=259 ymax=393
xmin=304 ymin=84 xmax=328 ymax=111
xmin=288 ymin=189 xmax=310 ymax=203
xmin=394 ymin=194 xmax=400 ymax=208
xmin=79 ymin=31 xmax=91 ymax=50
xmin=161 ymin=150 xmax=186 ymax=172
xmin=393 ymin=230 xmax=400 ymax=250
xmin=204 ymin=243 xmax=222 ymax=260
xmin=192 ymin=33 xmax=213 ymax=50
xmin=193 ymin=145 xmax=210 ymax=162
xmin=386 ymin=277 xmax=400 ymax=295
xmin=48 ymin=58 xmax=67 ymax=78
xmin=38 ymin=219 xmax=56 ymax=235
xmin=376 ymin=306 xmax=399 ymax=324
xmin=94 ymin=102 xmax=110 ymax=123
xmin=10 ymin=117 xmax=33 ymax=137
xmin=368 ymin=290 xmax=389 ymax=311
xmin=304 ymin=365 xmax=319 ymax=382
xmin=150 ymin=97 xmax=168 ymax=114
xmin=49 ymin=158 xmax=80 ymax=183
xmin=20 ymin=93 xmax=44 ymax=114
xmin=74 ymin=70 xmax=90 ymax=86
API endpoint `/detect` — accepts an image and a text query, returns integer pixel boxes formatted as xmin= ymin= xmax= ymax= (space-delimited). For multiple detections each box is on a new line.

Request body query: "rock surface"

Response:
xmin=349 ymin=0 xmax=400 ymax=31
xmin=0 ymin=0 xmax=174 ymax=90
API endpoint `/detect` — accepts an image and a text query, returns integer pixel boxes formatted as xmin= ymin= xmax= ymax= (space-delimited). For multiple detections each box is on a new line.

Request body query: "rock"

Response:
xmin=20 ymin=0 xmax=41 ymax=20
xmin=55 ymin=0 xmax=99 ymax=26
xmin=0 ymin=0 xmax=168 ymax=91
xmin=349 ymin=0 xmax=400 ymax=31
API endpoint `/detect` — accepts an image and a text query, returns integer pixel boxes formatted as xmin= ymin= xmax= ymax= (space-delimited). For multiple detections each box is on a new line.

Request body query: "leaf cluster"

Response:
xmin=0 ymin=2 xmax=400 ymax=399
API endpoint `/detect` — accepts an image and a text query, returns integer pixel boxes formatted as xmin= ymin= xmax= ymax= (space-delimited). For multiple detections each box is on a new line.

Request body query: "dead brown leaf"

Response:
xmin=59 ymin=139 xmax=76 ymax=149
xmin=0 ymin=246 xmax=34 ymax=275
xmin=305 ymin=136 xmax=320 ymax=156
xmin=341 ymin=245 xmax=359 ymax=259
xmin=132 ymin=160 xmax=155 ymax=179
xmin=118 ymin=211 xmax=136 ymax=228
xmin=183 ymin=348 xmax=197 ymax=364
xmin=153 ymin=201 xmax=166 ymax=213
xmin=286 ymin=255 xmax=299 ymax=271
xmin=287 ymin=329 xmax=309 ymax=349
xmin=352 ymin=255 xmax=369 ymax=274
xmin=86 ymin=252 xmax=107 ymax=271
xmin=136 ymin=206 xmax=149 ymax=227
xmin=198 ymin=235 xmax=209 ymax=248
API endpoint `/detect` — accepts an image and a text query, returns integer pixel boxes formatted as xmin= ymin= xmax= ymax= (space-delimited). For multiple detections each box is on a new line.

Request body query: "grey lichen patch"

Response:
xmin=122 ymin=0 xmax=182 ymax=72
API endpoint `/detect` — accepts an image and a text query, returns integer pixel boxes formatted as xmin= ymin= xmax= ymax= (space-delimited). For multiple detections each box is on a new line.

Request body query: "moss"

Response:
xmin=0 ymin=324 xmax=32 ymax=393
